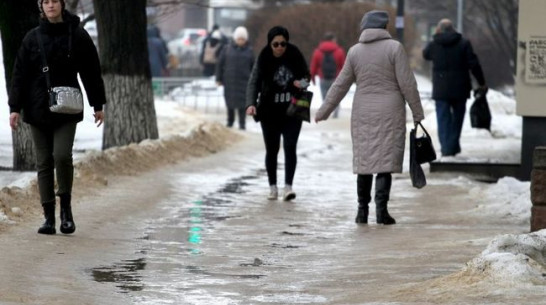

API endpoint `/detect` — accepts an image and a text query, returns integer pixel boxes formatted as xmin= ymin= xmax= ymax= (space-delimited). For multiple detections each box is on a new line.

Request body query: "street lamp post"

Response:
xmin=457 ymin=0 xmax=464 ymax=33
xmin=396 ymin=0 xmax=405 ymax=43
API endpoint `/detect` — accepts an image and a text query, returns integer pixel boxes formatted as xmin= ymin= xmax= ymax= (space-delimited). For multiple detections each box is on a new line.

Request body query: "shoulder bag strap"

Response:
xmin=35 ymin=30 xmax=52 ymax=91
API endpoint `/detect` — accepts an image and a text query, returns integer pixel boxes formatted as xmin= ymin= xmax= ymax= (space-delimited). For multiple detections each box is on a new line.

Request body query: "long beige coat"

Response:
xmin=316 ymin=29 xmax=424 ymax=174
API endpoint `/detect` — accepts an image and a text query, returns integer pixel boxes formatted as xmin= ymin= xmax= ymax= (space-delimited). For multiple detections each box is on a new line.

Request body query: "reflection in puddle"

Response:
xmin=188 ymin=200 xmax=203 ymax=255
xmin=271 ymin=243 xmax=300 ymax=249
xmin=185 ymin=265 xmax=266 ymax=279
xmin=90 ymin=174 xmax=263 ymax=300
xmin=253 ymin=293 xmax=328 ymax=304
xmin=90 ymin=258 xmax=146 ymax=293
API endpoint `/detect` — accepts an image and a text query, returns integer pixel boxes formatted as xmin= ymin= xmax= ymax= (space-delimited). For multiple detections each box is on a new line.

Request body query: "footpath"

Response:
xmin=0 ymin=110 xmax=544 ymax=305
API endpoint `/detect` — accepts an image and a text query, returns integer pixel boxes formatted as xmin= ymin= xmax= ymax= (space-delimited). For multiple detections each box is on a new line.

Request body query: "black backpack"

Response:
xmin=321 ymin=50 xmax=337 ymax=79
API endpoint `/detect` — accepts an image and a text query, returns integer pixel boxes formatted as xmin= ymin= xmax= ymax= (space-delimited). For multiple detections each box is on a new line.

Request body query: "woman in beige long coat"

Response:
xmin=315 ymin=10 xmax=424 ymax=225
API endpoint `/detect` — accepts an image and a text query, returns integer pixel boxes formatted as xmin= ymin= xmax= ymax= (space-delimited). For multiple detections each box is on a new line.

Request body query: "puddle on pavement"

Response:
xmin=89 ymin=258 xmax=146 ymax=293
xmin=89 ymin=174 xmax=263 ymax=297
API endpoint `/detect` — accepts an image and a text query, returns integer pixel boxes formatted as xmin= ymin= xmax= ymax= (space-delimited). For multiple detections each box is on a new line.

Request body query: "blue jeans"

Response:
xmin=435 ymin=99 xmax=466 ymax=156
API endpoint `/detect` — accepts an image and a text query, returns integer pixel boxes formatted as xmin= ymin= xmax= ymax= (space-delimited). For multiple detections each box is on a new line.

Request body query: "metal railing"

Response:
xmin=152 ymin=77 xmax=224 ymax=113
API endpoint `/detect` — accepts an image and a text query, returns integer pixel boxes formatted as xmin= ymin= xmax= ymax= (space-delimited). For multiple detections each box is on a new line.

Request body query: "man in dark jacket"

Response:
xmin=147 ymin=25 xmax=168 ymax=77
xmin=423 ymin=18 xmax=486 ymax=157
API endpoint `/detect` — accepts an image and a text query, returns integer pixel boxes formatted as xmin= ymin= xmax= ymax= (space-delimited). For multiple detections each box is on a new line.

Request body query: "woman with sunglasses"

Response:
xmin=246 ymin=26 xmax=310 ymax=201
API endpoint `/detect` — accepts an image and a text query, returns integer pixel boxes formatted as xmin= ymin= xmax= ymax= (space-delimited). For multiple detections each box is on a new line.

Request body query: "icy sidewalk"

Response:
xmin=0 ymin=107 xmax=543 ymax=304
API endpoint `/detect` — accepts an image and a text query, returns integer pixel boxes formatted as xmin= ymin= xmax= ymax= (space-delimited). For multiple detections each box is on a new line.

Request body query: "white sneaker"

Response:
xmin=267 ymin=185 xmax=278 ymax=200
xmin=283 ymin=186 xmax=296 ymax=201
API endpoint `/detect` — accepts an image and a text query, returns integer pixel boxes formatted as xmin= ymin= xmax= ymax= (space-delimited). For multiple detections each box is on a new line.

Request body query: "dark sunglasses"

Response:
xmin=272 ymin=41 xmax=287 ymax=48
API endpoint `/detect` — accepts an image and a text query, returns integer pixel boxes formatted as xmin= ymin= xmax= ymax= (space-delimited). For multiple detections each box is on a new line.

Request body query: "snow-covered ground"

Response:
xmin=1 ymin=36 xmax=544 ymax=295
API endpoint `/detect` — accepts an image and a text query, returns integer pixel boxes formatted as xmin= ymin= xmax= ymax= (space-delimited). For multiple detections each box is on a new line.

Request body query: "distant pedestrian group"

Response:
xmin=7 ymin=3 xmax=490 ymax=234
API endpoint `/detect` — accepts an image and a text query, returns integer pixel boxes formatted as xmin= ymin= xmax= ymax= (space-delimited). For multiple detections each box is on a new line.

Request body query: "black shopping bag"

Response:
xmin=287 ymin=90 xmax=313 ymax=122
xmin=470 ymin=87 xmax=491 ymax=131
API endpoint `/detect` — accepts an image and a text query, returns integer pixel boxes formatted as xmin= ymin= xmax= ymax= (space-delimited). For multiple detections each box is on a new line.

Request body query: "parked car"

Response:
xmin=168 ymin=28 xmax=207 ymax=70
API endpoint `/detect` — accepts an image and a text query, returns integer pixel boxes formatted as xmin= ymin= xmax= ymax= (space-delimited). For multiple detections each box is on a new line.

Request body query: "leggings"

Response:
xmin=260 ymin=117 xmax=302 ymax=186
xmin=30 ymin=122 xmax=77 ymax=203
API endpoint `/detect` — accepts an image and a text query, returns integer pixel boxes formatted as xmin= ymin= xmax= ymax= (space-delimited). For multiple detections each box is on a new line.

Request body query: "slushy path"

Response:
xmin=0 ymin=115 xmax=539 ymax=305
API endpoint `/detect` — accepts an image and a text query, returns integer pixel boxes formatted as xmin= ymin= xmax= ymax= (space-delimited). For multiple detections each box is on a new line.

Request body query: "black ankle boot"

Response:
xmin=376 ymin=208 xmax=396 ymax=225
xmin=59 ymin=194 xmax=76 ymax=234
xmin=355 ymin=205 xmax=368 ymax=224
xmin=38 ymin=201 xmax=56 ymax=235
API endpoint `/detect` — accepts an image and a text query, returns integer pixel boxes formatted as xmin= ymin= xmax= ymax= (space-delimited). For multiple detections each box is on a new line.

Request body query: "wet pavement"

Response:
xmin=0 ymin=113 xmax=540 ymax=304
xmin=83 ymin=118 xmax=534 ymax=304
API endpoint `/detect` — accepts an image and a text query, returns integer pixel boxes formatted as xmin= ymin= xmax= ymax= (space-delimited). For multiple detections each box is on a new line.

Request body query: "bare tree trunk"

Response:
xmin=93 ymin=0 xmax=158 ymax=149
xmin=101 ymin=74 xmax=157 ymax=147
xmin=65 ymin=0 xmax=79 ymax=13
xmin=11 ymin=127 xmax=35 ymax=170
xmin=0 ymin=0 xmax=38 ymax=171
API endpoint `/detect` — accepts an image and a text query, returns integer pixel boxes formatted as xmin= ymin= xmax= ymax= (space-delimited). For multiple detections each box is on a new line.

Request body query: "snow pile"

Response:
xmin=0 ymin=122 xmax=242 ymax=230
xmin=463 ymin=230 xmax=546 ymax=285
xmin=394 ymin=230 xmax=546 ymax=301
xmin=486 ymin=89 xmax=522 ymax=139
xmin=469 ymin=177 xmax=532 ymax=224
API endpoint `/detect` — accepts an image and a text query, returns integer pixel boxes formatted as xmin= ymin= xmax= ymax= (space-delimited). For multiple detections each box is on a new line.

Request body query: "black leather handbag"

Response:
xmin=410 ymin=122 xmax=437 ymax=164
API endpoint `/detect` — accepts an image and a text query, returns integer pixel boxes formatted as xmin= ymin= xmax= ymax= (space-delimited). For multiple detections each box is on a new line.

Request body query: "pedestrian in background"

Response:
xmin=315 ymin=10 xmax=424 ymax=225
xmin=310 ymin=31 xmax=345 ymax=118
xmin=246 ymin=26 xmax=310 ymax=201
xmin=8 ymin=0 xmax=106 ymax=235
xmin=200 ymin=25 xmax=225 ymax=77
xmin=423 ymin=18 xmax=487 ymax=157
xmin=147 ymin=25 xmax=169 ymax=77
xmin=216 ymin=26 xmax=254 ymax=130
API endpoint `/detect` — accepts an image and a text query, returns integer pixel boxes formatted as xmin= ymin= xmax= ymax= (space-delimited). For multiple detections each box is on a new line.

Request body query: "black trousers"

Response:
xmin=227 ymin=107 xmax=246 ymax=129
xmin=260 ymin=117 xmax=302 ymax=186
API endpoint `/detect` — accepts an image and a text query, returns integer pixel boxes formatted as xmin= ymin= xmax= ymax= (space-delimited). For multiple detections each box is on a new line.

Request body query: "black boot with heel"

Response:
xmin=38 ymin=201 xmax=56 ymax=235
xmin=355 ymin=175 xmax=373 ymax=224
xmin=375 ymin=173 xmax=396 ymax=225
xmin=59 ymin=193 xmax=76 ymax=234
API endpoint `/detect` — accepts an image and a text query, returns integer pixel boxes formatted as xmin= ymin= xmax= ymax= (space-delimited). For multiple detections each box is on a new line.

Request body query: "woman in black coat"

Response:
xmin=8 ymin=0 xmax=107 ymax=235
xmin=246 ymin=26 xmax=310 ymax=201
xmin=216 ymin=26 xmax=254 ymax=130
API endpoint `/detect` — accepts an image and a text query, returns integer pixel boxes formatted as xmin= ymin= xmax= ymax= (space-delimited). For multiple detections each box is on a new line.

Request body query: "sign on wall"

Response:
xmin=516 ymin=0 xmax=546 ymax=116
